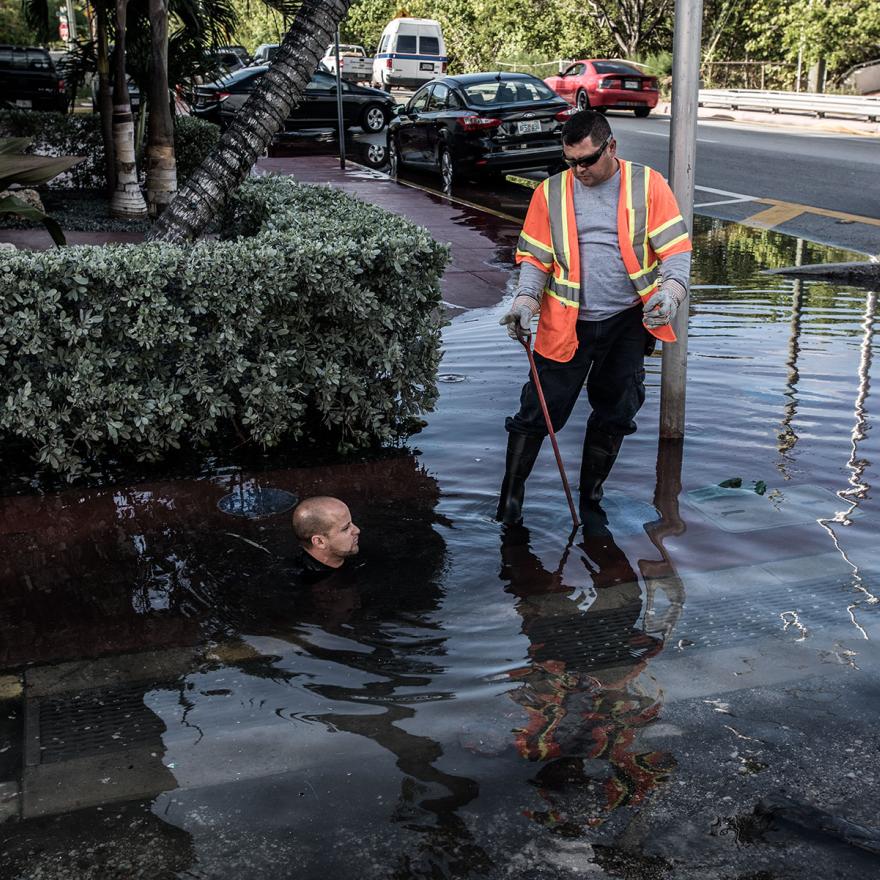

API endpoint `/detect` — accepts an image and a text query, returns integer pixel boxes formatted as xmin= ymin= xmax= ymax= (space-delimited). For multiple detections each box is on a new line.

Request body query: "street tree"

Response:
xmin=145 ymin=0 xmax=176 ymax=215
xmin=585 ymin=0 xmax=673 ymax=58
xmin=148 ymin=0 xmax=355 ymax=244
xmin=109 ymin=0 xmax=148 ymax=217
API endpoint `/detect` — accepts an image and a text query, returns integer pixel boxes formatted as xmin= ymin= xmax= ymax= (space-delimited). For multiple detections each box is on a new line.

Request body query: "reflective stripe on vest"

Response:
xmin=649 ymin=214 xmax=690 ymax=255
xmin=516 ymin=229 xmax=553 ymax=268
xmin=624 ymin=161 xmax=660 ymax=300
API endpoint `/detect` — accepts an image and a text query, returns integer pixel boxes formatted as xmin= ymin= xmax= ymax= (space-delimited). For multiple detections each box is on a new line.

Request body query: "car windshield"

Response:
xmin=592 ymin=62 xmax=645 ymax=76
xmin=462 ymin=78 xmax=556 ymax=105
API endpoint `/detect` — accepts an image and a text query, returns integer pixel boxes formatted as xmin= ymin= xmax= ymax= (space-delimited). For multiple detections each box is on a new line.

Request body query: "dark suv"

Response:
xmin=0 ymin=45 xmax=67 ymax=112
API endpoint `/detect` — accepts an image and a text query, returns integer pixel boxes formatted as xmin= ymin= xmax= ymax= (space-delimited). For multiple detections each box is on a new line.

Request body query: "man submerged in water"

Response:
xmin=291 ymin=496 xmax=361 ymax=583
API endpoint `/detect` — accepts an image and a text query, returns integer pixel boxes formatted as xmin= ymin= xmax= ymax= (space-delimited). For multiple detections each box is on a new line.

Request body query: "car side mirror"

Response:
xmin=393 ymin=104 xmax=407 ymax=117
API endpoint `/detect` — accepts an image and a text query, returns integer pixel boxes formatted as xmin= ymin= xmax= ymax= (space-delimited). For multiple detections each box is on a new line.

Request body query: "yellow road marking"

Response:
xmin=505 ymin=174 xmax=541 ymax=190
xmin=743 ymin=202 xmax=805 ymax=228
xmin=0 ymin=674 xmax=23 ymax=700
xmin=758 ymin=198 xmax=880 ymax=228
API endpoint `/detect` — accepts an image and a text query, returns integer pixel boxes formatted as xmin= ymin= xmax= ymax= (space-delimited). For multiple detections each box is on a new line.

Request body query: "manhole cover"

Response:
xmin=438 ymin=374 xmax=468 ymax=383
xmin=218 ymin=486 xmax=298 ymax=519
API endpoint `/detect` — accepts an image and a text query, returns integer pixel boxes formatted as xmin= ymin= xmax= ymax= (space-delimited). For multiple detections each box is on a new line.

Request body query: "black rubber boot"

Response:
xmin=579 ymin=427 xmax=624 ymax=512
xmin=496 ymin=433 xmax=544 ymax=524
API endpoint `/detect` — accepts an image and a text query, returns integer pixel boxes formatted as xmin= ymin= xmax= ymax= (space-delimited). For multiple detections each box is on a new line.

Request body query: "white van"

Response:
xmin=372 ymin=18 xmax=446 ymax=92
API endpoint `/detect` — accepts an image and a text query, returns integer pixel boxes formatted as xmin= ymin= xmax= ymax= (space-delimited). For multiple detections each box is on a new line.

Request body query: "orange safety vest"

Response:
xmin=515 ymin=160 xmax=692 ymax=363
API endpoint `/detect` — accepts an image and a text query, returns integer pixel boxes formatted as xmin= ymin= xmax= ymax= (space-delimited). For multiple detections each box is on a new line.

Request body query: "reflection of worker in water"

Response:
xmin=291 ymin=496 xmax=361 ymax=582
xmin=500 ymin=524 xmax=674 ymax=833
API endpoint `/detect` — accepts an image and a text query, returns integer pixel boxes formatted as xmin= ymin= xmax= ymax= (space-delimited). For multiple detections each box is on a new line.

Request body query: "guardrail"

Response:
xmin=698 ymin=89 xmax=880 ymax=122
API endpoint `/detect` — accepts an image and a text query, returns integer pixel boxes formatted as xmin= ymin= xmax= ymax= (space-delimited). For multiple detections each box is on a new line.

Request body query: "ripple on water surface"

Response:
xmin=1 ymin=220 xmax=879 ymax=878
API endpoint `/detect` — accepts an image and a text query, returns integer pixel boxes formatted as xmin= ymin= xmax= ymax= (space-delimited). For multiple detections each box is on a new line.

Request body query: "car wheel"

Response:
xmin=439 ymin=145 xmax=454 ymax=191
xmin=361 ymin=141 xmax=388 ymax=168
xmin=382 ymin=81 xmax=392 ymax=93
xmin=576 ymin=89 xmax=590 ymax=111
xmin=388 ymin=138 xmax=399 ymax=178
xmin=361 ymin=103 xmax=389 ymax=133
xmin=634 ymin=106 xmax=651 ymax=118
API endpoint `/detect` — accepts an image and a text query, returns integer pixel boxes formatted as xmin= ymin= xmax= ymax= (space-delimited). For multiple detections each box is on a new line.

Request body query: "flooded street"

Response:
xmin=1 ymin=215 xmax=879 ymax=879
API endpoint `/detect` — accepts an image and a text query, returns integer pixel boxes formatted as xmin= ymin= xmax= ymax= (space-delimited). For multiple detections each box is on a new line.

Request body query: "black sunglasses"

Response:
xmin=563 ymin=135 xmax=613 ymax=168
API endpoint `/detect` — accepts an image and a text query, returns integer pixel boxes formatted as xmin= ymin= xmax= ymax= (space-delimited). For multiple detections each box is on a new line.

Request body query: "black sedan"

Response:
xmin=191 ymin=67 xmax=395 ymax=133
xmin=387 ymin=72 xmax=576 ymax=188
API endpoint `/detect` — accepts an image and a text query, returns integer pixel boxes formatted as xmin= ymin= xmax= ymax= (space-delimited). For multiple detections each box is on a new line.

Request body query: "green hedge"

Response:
xmin=173 ymin=116 xmax=221 ymax=185
xmin=0 ymin=109 xmax=220 ymax=190
xmin=0 ymin=176 xmax=448 ymax=478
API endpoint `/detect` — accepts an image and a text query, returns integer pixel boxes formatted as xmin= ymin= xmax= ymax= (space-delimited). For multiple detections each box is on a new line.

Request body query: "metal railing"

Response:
xmin=698 ymin=89 xmax=880 ymax=122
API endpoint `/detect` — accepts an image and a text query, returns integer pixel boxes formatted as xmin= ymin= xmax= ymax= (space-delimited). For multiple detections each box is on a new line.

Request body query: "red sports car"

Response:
xmin=544 ymin=60 xmax=659 ymax=117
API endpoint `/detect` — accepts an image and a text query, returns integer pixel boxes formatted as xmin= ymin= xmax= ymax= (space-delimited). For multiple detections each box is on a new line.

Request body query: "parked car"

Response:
xmin=0 ymin=45 xmax=67 ymax=113
xmin=191 ymin=66 xmax=395 ymax=133
xmin=372 ymin=18 xmax=446 ymax=92
xmin=90 ymin=73 xmax=141 ymax=115
xmin=251 ymin=44 xmax=279 ymax=66
xmin=206 ymin=48 xmax=246 ymax=74
xmin=387 ymin=72 xmax=576 ymax=188
xmin=321 ymin=44 xmax=373 ymax=83
xmin=217 ymin=44 xmax=251 ymax=66
xmin=544 ymin=60 xmax=659 ymax=117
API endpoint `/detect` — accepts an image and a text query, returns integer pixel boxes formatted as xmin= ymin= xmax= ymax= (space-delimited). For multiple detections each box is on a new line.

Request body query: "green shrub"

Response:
xmin=173 ymin=116 xmax=220 ymax=185
xmin=0 ymin=110 xmax=105 ymax=189
xmin=0 ymin=176 xmax=449 ymax=479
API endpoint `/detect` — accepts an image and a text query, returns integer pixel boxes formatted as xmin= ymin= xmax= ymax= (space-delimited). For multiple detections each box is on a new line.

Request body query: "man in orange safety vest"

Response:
xmin=497 ymin=110 xmax=692 ymax=524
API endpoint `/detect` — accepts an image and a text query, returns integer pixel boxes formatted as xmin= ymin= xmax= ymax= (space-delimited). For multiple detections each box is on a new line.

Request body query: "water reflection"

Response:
xmin=499 ymin=520 xmax=676 ymax=833
xmin=816 ymin=286 xmax=878 ymax=634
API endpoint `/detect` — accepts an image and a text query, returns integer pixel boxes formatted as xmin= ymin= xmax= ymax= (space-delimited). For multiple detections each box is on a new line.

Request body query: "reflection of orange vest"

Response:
xmin=515 ymin=161 xmax=692 ymax=363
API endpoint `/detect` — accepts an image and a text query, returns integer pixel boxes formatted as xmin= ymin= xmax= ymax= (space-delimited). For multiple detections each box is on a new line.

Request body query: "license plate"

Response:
xmin=420 ymin=62 xmax=434 ymax=71
xmin=517 ymin=120 xmax=541 ymax=135
xmin=15 ymin=99 xmax=32 ymax=108
xmin=625 ymin=81 xmax=639 ymax=89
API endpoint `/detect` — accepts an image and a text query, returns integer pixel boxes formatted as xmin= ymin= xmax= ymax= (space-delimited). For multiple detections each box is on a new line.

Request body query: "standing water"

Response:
xmin=1 ymin=217 xmax=879 ymax=879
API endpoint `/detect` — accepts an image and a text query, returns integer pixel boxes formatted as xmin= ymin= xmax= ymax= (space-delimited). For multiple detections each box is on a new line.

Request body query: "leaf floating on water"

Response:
xmin=753 ymin=480 xmax=767 ymax=495
xmin=719 ymin=477 xmax=743 ymax=489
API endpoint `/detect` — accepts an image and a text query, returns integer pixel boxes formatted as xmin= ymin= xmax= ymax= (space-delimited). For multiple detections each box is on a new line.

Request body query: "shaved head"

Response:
xmin=293 ymin=496 xmax=343 ymax=545
xmin=292 ymin=496 xmax=360 ymax=567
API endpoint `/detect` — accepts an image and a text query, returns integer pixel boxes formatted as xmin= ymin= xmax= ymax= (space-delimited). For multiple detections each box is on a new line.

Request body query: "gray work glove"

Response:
xmin=500 ymin=294 xmax=539 ymax=340
xmin=643 ymin=279 xmax=687 ymax=329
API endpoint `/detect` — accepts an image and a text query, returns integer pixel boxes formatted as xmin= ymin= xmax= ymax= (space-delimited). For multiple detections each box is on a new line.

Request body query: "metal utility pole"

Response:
xmin=334 ymin=27 xmax=346 ymax=170
xmin=660 ymin=0 xmax=704 ymax=439
xmin=66 ymin=0 xmax=78 ymax=42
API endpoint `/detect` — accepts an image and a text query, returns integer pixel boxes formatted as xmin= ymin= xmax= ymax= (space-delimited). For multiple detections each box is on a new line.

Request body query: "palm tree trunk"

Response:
xmin=147 ymin=0 xmax=353 ymax=244
xmin=110 ymin=0 xmax=148 ymax=218
xmin=145 ymin=0 xmax=176 ymax=217
xmin=95 ymin=1 xmax=116 ymax=195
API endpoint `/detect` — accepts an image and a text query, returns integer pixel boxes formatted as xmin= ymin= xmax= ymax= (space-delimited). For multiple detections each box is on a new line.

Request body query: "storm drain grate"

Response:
xmin=27 ymin=683 xmax=169 ymax=765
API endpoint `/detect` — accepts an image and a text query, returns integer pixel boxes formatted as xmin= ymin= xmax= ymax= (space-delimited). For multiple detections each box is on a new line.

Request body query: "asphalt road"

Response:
xmin=281 ymin=90 xmax=880 ymax=255
xmin=609 ymin=111 xmax=880 ymax=221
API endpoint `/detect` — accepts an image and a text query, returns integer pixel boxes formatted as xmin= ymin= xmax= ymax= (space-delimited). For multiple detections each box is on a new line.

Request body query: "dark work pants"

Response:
xmin=506 ymin=305 xmax=650 ymax=439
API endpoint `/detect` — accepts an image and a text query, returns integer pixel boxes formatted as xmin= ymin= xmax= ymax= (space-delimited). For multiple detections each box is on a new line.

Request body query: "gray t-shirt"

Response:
xmin=517 ymin=167 xmax=691 ymax=320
